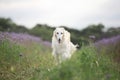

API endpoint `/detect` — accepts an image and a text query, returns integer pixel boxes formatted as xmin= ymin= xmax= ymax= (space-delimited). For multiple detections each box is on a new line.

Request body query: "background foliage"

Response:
xmin=0 ymin=17 xmax=120 ymax=46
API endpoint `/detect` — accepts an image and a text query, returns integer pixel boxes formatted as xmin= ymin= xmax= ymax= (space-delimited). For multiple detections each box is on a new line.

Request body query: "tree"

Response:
xmin=0 ymin=18 xmax=12 ymax=31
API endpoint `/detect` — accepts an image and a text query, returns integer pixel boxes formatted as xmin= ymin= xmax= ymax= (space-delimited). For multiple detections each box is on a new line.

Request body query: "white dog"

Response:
xmin=52 ymin=27 xmax=78 ymax=64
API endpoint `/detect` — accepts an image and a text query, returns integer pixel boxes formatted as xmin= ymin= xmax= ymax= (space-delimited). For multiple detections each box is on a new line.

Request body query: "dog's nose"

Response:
xmin=58 ymin=39 xmax=61 ymax=43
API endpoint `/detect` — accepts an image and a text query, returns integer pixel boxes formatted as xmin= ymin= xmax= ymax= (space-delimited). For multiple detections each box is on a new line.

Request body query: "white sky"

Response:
xmin=0 ymin=0 xmax=120 ymax=30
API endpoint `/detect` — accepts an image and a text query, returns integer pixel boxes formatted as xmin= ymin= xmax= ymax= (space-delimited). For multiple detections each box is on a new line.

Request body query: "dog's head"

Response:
xmin=53 ymin=27 xmax=70 ymax=44
xmin=54 ymin=28 xmax=65 ymax=44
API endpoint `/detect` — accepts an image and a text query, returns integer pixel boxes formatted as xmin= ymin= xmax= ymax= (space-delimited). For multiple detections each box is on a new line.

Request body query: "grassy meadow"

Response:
xmin=0 ymin=32 xmax=120 ymax=80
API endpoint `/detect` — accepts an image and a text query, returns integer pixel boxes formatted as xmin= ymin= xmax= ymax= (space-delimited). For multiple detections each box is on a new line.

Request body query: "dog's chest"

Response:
xmin=56 ymin=44 xmax=67 ymax=53
xmin=56 ymin=43 xmax=66 ymax=48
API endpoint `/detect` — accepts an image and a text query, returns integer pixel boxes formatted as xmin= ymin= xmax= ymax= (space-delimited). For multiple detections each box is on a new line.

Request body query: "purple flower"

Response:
xmin=0 ymin=32 xmax=51 ymax=47
xmin=95 ymin=35 xmax=120 ymax=46
xmin=94 ymin=35 xmax=120 ymax=54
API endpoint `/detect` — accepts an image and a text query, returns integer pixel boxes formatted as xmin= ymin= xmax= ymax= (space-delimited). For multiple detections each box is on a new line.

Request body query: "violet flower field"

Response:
xmin=94 ymin=35 xmax=120 ymax=62
xmin=0 ymin=32 xmax=51 ymax=47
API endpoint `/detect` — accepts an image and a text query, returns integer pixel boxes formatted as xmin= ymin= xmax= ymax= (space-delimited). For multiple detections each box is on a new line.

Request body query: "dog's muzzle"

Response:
xmin=58 ymin=39 xmax=61 ymax=43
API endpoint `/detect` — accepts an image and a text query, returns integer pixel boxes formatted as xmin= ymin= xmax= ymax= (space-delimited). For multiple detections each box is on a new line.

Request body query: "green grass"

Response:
xmin=0 ymin=40 xmax=120 ymax=80
xmin=0 ymin=40 xmax=55 ymax=80
xmin=45 ymin=46 xmax=120 ymax=80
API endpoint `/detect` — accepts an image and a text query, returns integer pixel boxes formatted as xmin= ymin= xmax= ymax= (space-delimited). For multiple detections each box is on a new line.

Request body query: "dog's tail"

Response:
xmin=75 ymin=44 xmax=79 ymax=48
xmin=75 ymin=44 xmax=80 ymax=49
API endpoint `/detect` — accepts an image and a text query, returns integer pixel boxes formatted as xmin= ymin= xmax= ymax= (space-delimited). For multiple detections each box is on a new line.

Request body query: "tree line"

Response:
xmin=0 ymin=17 xmax=120 ymax=46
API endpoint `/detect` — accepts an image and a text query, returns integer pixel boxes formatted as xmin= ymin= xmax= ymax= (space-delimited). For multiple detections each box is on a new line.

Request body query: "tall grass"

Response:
xmin=0 ymin=33 xmax=120 ymax=80
xmin=0 ymin=40 xmax=23 ymax=80
xmin=0 ymin=40 xmax=54 ymax=80
xmin=45 ymin=46 xmax=120 ymax=80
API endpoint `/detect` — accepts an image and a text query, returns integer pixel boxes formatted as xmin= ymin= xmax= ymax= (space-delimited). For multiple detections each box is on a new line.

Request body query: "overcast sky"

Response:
xmin=0 ymin=0 xmax=120 ymax=30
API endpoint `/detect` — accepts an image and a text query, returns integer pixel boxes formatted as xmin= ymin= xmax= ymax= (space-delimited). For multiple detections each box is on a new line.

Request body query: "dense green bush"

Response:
xmin=29 ymin=24 xmax=54 ymax=41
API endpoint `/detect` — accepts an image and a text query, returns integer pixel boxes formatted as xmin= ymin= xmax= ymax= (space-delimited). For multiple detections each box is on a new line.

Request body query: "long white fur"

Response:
xmin=52 ymin=27 xmax=78 ymax=64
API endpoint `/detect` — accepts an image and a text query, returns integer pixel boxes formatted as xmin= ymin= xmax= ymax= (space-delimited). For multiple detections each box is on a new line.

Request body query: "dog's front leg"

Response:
xmin=52 ymin=50 xmax=60 ymax=65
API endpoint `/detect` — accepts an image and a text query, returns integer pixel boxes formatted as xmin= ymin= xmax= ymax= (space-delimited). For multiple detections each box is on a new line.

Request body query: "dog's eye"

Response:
xmin=57 ymin=32 xmax=59 ymax=34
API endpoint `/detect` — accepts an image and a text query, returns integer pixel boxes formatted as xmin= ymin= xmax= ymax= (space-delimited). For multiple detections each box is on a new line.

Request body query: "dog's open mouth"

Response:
xmin=58 ymin=39 xmax=61 ymax=43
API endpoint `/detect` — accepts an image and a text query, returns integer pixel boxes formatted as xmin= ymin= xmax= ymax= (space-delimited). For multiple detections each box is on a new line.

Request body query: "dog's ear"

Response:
xmin=64 ymin=30 xmax=71 ymax=41
xmin=52 ymin=29 xmax=56 ymax=39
